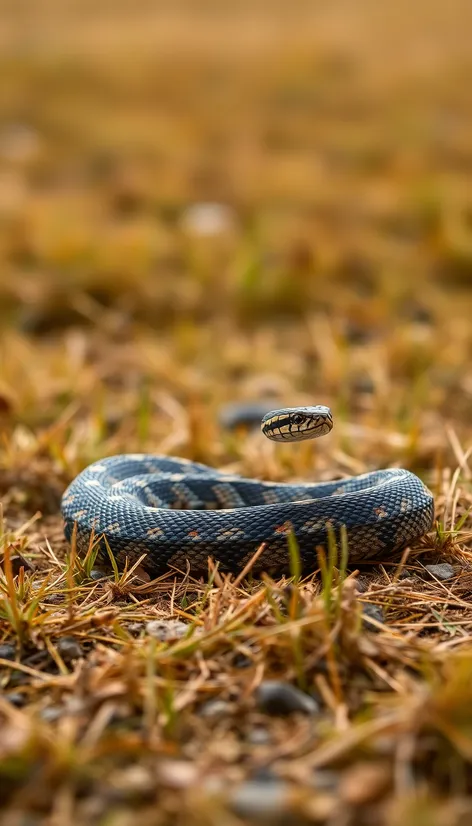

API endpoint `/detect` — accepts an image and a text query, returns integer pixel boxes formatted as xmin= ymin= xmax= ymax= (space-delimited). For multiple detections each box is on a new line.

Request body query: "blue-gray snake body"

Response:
xmin=61 ymin=406 xmax=434 ymax=575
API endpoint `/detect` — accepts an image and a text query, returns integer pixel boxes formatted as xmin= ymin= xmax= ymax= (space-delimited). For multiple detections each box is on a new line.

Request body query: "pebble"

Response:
xmin=406 ymin=303 xmax=434 ymax=325
xmin=0 ymin=643 xmax=17 ymax=661
xmin=42 ymin=593 xmax=64 ymax=605
xmin=40 ymin=705 xmax=64 ymax=723
xmin=342 ymin=321 xmax=372 ymax=345
xmin=180 ymin=202 xmax=236 ymax=237
xmin=199 ymin=699 xmax=232 ymax=719
xmin=57 ymin=637 xmax=83 ymax=661
xmin=126 ymin=622 xmax=144 ymax=636
xmin=251 ymin=767 xmax=278 ymax=783
xmin=106 ymin=765 xmax=155 ymax=802
xmin=398 ymin=569 xmax=417 ymax=580
xmin=145 ymin=619 xmax=189 ymax=642
xmin=424 ymin=563 xmax=455 ymax=581
xmin=255 ymin=681 xmax=319 ymax=716
xmin=90 ymin=568 xmax=108 ymax=580
xmin=157 ymin=759 xmax=198 ymax=789
xmin=246 ymin=727 xmax=272 ymax=746
xmin=229 ymin=778 xmax=291 ymax=820
xmin=361 ymin=603 xmax=385 ymax=629
xmin=351 ymin=375 xmax=375 ymax=395
xmin=232 ymin=651 xmax=254 ymax=668
xmin=6 ymin=692 xmax=25 ymax=707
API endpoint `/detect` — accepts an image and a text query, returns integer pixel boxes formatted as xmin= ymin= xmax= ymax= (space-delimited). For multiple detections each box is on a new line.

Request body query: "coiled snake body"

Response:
xmin=62 ymin=406 xmax=434 ymax=576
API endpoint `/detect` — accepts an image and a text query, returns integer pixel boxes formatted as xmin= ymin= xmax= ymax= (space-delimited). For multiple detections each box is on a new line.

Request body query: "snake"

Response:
xmin=61 ymin=405 xmax=435 ymax=576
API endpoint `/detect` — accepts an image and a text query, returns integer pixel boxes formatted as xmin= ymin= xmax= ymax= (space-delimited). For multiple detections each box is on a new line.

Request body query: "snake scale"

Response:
xmin=61 ymin=406 xmax=434 ymax=576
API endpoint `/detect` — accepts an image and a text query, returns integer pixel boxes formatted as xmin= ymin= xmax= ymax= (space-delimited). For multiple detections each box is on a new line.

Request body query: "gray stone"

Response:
xmin=424 ymin=563 xmax=455 ymax=581
xmin=57 ymin=637 xmax=83 ymax=661
xmin=362 ymin=603 xmax=385 ymax=629
xmin=199 ymin=699 xmax=231 ymax=719
xmin=126 ymin=622 xmax=144 ymax=636
xmin=255 ymin=680 xmax=319 ymax=715
xmin=246 ymin=727 xmax=272 ymax=745
xmin=230 ymin=779 xmax=290 ymax=820
xmin=145 ymin=619 xmax=189 ymax=641
xmin=6 ymin=692 xmax=25 ymax=707
xmin=40 ymin=705 xmax=64 ymax=723
xmin=0 ymin=643 xmax=16 ymax=661
xmin=90 ymin=569 xmax=108 ymax=580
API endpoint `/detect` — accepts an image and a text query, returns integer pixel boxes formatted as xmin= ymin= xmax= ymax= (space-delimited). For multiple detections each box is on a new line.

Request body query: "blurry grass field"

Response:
xmin=1 ymin=1 xmax=472 ymax=824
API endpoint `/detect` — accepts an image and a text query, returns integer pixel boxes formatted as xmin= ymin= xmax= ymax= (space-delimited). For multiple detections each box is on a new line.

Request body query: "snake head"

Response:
xmin=261 ymin=406 xmax=333 ymax=442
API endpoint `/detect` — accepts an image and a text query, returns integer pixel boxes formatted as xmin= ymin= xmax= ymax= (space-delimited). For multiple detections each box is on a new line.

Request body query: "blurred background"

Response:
xmin=0 ymin=0 xmax=471 ymax=481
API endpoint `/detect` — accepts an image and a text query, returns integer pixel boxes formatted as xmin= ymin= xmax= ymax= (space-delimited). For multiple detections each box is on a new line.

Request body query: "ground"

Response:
xmin=1 ymin=1 xmax=472 ymax=824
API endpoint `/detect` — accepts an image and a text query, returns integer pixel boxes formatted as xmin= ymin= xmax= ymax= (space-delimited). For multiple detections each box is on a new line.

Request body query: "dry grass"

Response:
xmin=0 ymin=1 xmax=472 ymax=824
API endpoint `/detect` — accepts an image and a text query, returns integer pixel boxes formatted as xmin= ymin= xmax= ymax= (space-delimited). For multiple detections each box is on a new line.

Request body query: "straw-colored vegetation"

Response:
xmin=1 ymin=1 xmax=472 ymax=824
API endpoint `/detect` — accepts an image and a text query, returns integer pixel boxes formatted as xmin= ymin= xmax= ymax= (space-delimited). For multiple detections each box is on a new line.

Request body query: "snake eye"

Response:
xmin=292 ymin=413 xmax=305 ymax=425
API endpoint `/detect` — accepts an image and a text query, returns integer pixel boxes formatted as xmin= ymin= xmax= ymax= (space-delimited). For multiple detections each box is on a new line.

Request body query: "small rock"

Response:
xmin=57 ymin=637 xmax=83 ymax=661
xmin=6 ymin=692 xmax=25 ymax=707
xmin=407 ymin=303 xmax=434 ymax=325
xmin=424 ymin=563 xmax=455 ymax=581
xmin=351 ymin=375 xmax=375 ymax=395
xmin=246 ymin=727 xmax=272 ymax=746
xmin=180 ymin=202 xmax=236 ymax=237
xmin=90 ymin=569 xmax=108 ymax=580
xmin=40 ymin=705 xmax=64 ymax=723
xmin=362 ymin=603 xmax=385 ymax=629
xmin=251 ymin=767 xmax=278 ymax=783
xmin=0 ymin=643 xmax=17 ymax=661
xmin=398 ymin=569 xmax=417 ymax=580
xmin=43 ymin=593 xmax=64 ymax=605
xmin=342 ymin=321 xmax=372 ymax=345
xmin=199 ymin=699 xmax=231 ymax=719
xmin=145 ymin=619 xmax=189 ymax=642
xmin=106 ymin=765 xmax=155 ymax=802
xmin=126 ymin=622 xmax=144 ymax=636
xmin=157 ymin=759 xmax=198 ymax=789
xmin=255 ymin=681 xmax=319 ymax=716
xmin=232 ymin=652 xmax=253 ymax=668
xmin=230 ymin=779 xmax=291 ymax=820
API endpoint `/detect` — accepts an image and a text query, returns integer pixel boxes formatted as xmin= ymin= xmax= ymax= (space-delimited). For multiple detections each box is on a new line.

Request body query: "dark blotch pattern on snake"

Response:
xmin=61 ymin=406 xmax=434 ymax=576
